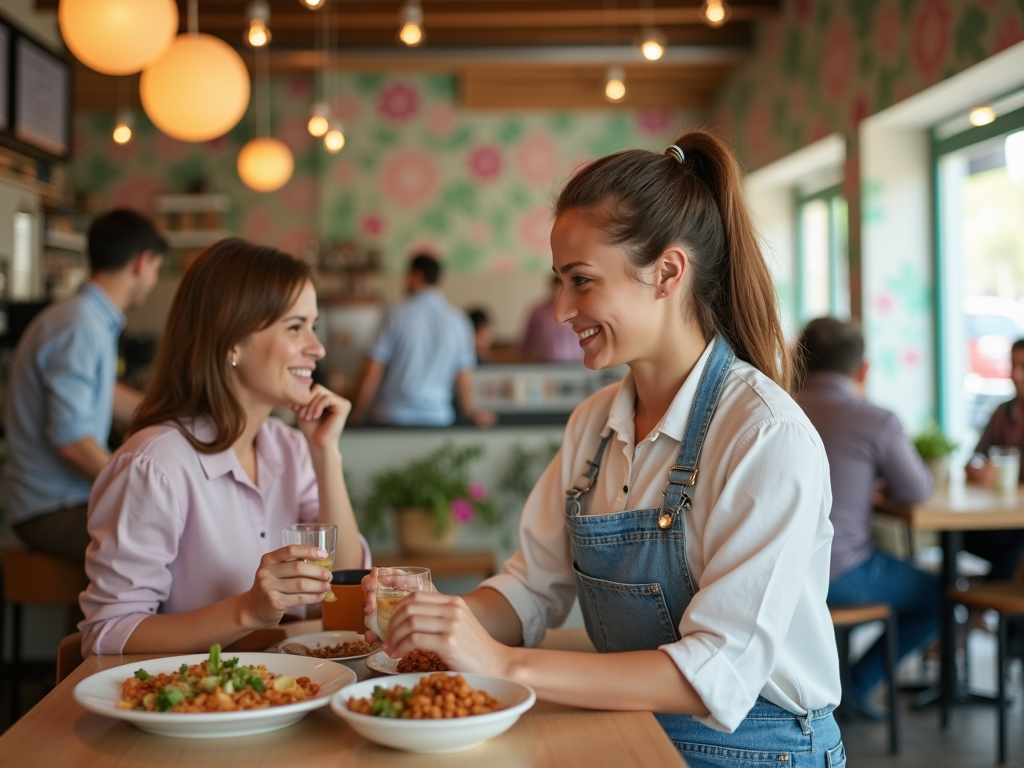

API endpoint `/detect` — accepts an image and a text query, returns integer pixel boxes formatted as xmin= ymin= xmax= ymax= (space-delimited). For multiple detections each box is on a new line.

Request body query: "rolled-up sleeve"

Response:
xmin=80 ymin=452 xmax=185 ymax=655
xmin=659 ymin=418 xmax=828 ymax=732
xmin=39 ymin=326 xmax=108 ymax=448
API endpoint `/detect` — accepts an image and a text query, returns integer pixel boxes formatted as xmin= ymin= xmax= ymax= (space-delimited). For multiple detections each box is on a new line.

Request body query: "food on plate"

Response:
xmin=117 ymin=644 xmax=320 ymax=713
xmin=396 ymin=649 xmax=448 ymax=673
xmin=306 ymin=640 xmax=371 ymax=659
xmin=345 ymin=672 xmax=503 ymax=719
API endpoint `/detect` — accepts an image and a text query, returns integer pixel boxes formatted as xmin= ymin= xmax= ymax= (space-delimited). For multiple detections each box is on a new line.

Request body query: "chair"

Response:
xmin=829 ymin=603 xmax=900 ymax=754
xmin=946 ymin=582 xmax=1024 ymax=765
xmin=56 ymin=631 xmax=83 ymax=684
xmin=0 ymin=543 xmax=90 ymax=715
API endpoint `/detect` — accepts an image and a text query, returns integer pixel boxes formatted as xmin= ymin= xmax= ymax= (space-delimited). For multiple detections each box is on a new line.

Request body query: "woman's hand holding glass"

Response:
xmin=240 ymin=545 xmax=334 ymax=627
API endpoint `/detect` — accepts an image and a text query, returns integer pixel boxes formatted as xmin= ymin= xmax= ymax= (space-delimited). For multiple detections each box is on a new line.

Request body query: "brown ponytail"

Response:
xmin=554 ymin=131 xmax=792 ymax=392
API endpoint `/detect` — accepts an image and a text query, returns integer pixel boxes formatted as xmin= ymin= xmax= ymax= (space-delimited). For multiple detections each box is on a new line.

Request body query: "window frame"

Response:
xmin=794 ymin=183 xmax=848 ymax=323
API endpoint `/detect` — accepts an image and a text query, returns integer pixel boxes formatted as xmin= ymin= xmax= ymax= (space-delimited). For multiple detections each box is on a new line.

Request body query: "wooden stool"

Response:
xmin=829 ymin=603 xmax=900 ymax=754
xmin=1 ymin=543 xmax=90 ymax=715
xmin=948 ymin=582 xmax=1024 ymax=765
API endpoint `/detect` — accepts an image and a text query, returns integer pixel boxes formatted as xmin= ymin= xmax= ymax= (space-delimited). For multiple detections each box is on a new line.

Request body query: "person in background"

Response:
xmin=519 ymin=274 xmax=586 ymax=363
xmin=4 ymin=209 xmax=165 ymax=562
xmin=796 ymin=317 xmax=939 ymax=716
xmin=467 ymin=307 xmax=494 ymax=363
xmin=351 ymin=254 xmax=495 ymax=427
xmin=79 ymin=239 xmax=368 ymax=655
xmin=963 ymin=337 xmax=1024 ymax=581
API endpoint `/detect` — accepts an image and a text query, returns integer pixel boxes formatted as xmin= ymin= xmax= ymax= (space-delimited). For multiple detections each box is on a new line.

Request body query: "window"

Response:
xmin=795 ymin=185 xmax=849 ymax=323
xmin=935 ymin=89 xmax=1024 ymax=447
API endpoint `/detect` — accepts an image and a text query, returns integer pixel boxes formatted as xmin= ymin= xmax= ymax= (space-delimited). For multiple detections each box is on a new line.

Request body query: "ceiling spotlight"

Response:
xmin=639 ymin=27 xmax=665 ymax=61
xmin=299 ymin=0 xmax=325 ymax=8
xmin=969 ymin=106 xmax=996 ymax=127
xmin=398 ymin=1 xmax=424 ymax=47
xmin=700 ymin=0 xmax=731 ymax=27
xmin=246 ymin=0 xmax=271 ymax=47
xmin=605 ymin=66 xmax=626 ymax=103
xmin=308 ymin=100 xmax=330 ymax=137
xmin=112 ymin=110 xmax=133 ymax=145
xmin=324 ymin=120 xmax=346 ymax=153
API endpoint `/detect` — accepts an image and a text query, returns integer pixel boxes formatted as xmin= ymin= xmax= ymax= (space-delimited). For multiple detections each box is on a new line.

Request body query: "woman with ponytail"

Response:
xmin=364 ymin=132 xmax=843 ymax=766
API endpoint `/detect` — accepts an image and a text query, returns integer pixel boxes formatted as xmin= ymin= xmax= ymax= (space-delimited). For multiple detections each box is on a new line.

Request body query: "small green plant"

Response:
xmin=493 ymin=440 xmax=561 ymax=549
xmin=913 ymin=423 xmax=959 ymax=460
xmin=361 ymin=443 xmax=499 ymax=539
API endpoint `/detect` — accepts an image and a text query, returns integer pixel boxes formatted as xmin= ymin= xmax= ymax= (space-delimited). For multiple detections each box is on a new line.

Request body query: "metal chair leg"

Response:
xmin=883 ymin=613 xmax=900 ymax=754
xmin=998 ymin=612 xmax=1008 ymax=765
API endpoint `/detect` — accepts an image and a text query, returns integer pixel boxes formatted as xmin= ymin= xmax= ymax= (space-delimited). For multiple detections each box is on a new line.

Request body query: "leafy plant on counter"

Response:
xmin=913 ymin=423 xmax=959 ymax=460
xmin=361 ymin=443 xmax=499 ymax=540
xmin=493 ymin=440 xmax=561 ymax=549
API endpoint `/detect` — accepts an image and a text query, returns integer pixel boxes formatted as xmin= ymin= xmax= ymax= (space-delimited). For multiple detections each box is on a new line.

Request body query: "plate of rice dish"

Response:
xmin=365 ymin=649 xmax=448 ymax=675
xmin=74 ymin=644 xmax=355 ymax=738
xmin=271 ymin=631 xmax=375 ymax=662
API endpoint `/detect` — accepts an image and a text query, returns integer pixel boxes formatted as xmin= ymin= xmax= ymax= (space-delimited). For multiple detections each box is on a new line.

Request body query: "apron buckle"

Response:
xmin=657 ymin=511 xmax=675 ymax=529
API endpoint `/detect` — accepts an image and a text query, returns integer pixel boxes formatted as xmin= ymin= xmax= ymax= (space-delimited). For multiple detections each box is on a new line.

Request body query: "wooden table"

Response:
xmin=0 ymin=624 xmax=685 ymax=767
xmin=876 ymin=484 xmax=1024 ymax=725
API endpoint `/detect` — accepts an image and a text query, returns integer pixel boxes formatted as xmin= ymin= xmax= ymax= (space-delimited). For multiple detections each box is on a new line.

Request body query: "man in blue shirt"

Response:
xmin=352 ymin=254 xmax=493 ymax=427
xmin=5 ymin=209 xmax=165 ymax=561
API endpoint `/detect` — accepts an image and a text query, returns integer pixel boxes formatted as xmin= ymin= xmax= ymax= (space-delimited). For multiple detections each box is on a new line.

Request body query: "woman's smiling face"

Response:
xmin=232 ymin=280 xmax=325 ymax=411
xmin=550 ymin=209 xmax=663 ymax=371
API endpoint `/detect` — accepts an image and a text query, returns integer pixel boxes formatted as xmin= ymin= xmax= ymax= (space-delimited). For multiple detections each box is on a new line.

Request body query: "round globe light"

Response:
xmin=59 ymin=0 xmax=178 ymax=75
xmin=141 ymin=34 xmax=251 ymax=143
xmin=237 ymin=138 xmax=294 ymax=192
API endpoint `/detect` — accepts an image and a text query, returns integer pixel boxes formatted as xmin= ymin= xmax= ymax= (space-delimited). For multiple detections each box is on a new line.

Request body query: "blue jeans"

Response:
xmin=827 ymin=550 xmax=941 ymax=696
xmin=659 ymin=698 xmax=845 ymax=768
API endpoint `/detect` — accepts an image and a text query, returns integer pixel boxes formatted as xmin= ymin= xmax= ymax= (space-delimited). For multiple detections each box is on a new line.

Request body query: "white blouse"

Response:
xmin=481 ymin=341 xmax=841 ymax=733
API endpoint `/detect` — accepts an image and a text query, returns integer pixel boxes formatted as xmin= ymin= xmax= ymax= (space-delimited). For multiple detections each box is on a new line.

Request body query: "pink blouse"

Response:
xmin=80 ymin=416 xmax=369 ymax=655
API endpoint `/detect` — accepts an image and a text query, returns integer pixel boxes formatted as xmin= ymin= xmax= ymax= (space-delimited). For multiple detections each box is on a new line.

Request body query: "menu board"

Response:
xmin=13 ymin=35 xmax=69 ymax=157
xmin=0 ymin=23 xmax=9 ymax=132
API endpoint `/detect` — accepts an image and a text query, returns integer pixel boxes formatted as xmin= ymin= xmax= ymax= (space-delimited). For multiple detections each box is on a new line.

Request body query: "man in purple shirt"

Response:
xmin=796 ymin=318 xmax=939 ymax=715
xmin=519 ymin=275 xmax=584 ymax=363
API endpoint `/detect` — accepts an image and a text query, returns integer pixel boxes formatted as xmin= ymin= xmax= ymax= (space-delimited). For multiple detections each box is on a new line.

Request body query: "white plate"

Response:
xmin=365 ymin=650 xmax=401 ymax=675
xmin=330 ymin=672 xmax=536 ymax=753
xmin=270 ymin=631 xmax=376 ymax=663
xmin=74 ymin=652 xmax=356 ymax=739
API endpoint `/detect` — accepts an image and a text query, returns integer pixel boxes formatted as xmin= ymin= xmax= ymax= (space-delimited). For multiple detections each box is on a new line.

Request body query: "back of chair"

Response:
xmin=1 ymin=545 xmax=89 ymax=605
xmin=56 ymin=631 xmax=84 ymax=683
xmin=829 ymin=603 xmax=891 ymax=628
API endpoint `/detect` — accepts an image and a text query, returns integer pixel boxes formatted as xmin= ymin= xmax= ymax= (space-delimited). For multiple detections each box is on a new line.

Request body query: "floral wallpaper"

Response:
xmin=69 ymin=73 xmax=689 ymax=276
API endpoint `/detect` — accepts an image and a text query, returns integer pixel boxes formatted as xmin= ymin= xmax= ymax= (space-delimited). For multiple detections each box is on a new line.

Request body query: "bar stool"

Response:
xmin=829 ymin=603 xmax=900 ymax=754
xmin=0 ymin=543 xmax=89 ymax=716
xmin=947 ymin=582 xmax=1024 ymax=765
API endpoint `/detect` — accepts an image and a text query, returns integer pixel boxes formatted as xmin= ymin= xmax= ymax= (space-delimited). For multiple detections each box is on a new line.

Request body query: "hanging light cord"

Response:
xmin=188 ymin=0 xmax=199 ymax=35
xmin=256 ymin=44 xmax=270 ymax=137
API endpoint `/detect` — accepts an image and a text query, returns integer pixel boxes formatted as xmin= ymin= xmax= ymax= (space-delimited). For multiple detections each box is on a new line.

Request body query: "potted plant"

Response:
xmin=913 ymin=423 xmax=959 ymax=489
xmin=362 ymin=443 xmax=499 ymax=555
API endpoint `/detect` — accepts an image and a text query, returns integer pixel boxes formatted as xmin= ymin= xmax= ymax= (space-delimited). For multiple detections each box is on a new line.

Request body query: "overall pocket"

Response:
xmin=573 ymin=565 xmax=679 ymax=652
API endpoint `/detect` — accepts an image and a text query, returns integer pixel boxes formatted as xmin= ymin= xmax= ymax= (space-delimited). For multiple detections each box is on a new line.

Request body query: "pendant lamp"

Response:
xmin=59 ymin=0 xmax=178 ymax=75
xmin=140 ymin=0 xmax=250 ymax=143
xmin=237 ymin=45 xmax=294 ymax=192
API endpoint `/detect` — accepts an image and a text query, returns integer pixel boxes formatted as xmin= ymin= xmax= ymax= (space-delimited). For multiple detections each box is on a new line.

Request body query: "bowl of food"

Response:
xmin=330 ymin=671 xmax=536 ymax=753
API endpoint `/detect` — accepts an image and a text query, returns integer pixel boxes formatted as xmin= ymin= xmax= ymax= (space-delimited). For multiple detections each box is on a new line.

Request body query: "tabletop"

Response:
xmin=0 ymin=626 xmax=686 ymax=768
xmin=874 ymin=483 xmax=1024 ymax=531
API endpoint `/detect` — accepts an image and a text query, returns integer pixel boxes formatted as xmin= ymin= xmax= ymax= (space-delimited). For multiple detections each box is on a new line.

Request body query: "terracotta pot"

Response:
xmin=396 ymin=507 xmax=458 ymax=555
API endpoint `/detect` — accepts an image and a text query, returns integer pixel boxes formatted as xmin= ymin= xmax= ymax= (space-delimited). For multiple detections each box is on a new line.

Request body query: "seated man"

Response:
xmin=963 ymin=337 xmax=1024 ymax=581
xmin=796 ymin=317 xmax=940 ymax=714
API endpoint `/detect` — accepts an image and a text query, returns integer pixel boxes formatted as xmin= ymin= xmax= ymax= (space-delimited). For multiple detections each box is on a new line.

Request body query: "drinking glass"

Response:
xmin=282 ymin=523 xmax=338 ymax=602
xmin=370 ymin=566 xmax=432 ymax=641
xmin=990 ymin=446 xmax=1021 ymax=496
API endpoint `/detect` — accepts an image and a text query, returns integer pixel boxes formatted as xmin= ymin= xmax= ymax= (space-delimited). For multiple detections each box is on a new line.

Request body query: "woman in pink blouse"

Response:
xmin=80 ymin=239 xmax=366 ymax=655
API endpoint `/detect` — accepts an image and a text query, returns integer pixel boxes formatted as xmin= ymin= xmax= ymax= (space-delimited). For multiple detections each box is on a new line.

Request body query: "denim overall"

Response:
xmin=565 ymin=337 xmax=845 ymax=768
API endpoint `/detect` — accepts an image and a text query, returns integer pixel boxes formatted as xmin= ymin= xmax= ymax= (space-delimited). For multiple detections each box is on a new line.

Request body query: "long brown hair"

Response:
xmin=130 ymin=238 xmax=312 ymax=452
xmin=554 ymin=131 xmax=791 ymax=391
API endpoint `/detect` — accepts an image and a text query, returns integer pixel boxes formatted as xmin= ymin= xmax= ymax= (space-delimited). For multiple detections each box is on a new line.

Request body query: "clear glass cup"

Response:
xmin=282 ymin=523 xmax=338 ymax=602
xmin=369 ymin=566 xmax=432 ymax=641
xmin=989 ymin=446 xmax=1021 ymax=496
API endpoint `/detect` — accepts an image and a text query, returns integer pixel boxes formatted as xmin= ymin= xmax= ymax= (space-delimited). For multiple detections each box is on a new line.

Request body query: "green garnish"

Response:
xmin=208 ymin=644 xmax=222 ymax=676
xmin=156 ymin=686 xmax=185 ymax=712
xmin=178 ymin=663 xmax=189 ymax=681
xmin=134 ymin=669 xmax=150 ymax=680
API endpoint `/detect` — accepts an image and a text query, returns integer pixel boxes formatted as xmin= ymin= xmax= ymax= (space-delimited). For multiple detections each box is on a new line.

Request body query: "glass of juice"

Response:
xmin=373 ymin=567 xmax=432 ymax=640
xmin=282 ymin=524 xmax=338 ymax=602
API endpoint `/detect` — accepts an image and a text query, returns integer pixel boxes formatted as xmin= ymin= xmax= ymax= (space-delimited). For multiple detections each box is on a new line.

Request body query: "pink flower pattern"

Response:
xmin=428 ymin=104 xmax=456 ymax=137
xmin=244 ymin=209 xmax=274 ymax=239
xmin=380 ymin=149 xmax=440 ymax=208
xmin=283 ymin=178 xmax=317 ymax=214
xmin=108 ymin=175 xmax=164 ymax=216
xmin=361 ymin=213 xmax=383 ymax=239
xmin=636 ymin=110 xmax=672 ymax=136
xmin=278 ymin=115 xmax=314 ymax=154
xmin=378 ymin=82 xmax=419 ymax=123
xmin=519 ymin=208 xmax=554 ymax=254
xmin=468 ymin=145 xmax=502 ymax=182
xmin=874 ymin=1 xmax=901 ymax=61
xmin=822 ymin=21 xmax=854 ymax=100
xmin=911 ymin=0 xmax=951 ymax=82
xmin=330 ymin=92 xmax=361 ymax=123
xmin=514 ymin=134 xmax=559 ymax=185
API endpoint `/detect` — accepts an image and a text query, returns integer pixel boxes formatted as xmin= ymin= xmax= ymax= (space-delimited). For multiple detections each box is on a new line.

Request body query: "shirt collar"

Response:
xmin=604 ymin=337 xmax=717 ymax=445
xmin=188 ymin=416 xmax=285 ymax=489
xmin=801 ymin=370 xmax=857 ymax=398
xmin=80 ymin=281 xmax=126 ymax=334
